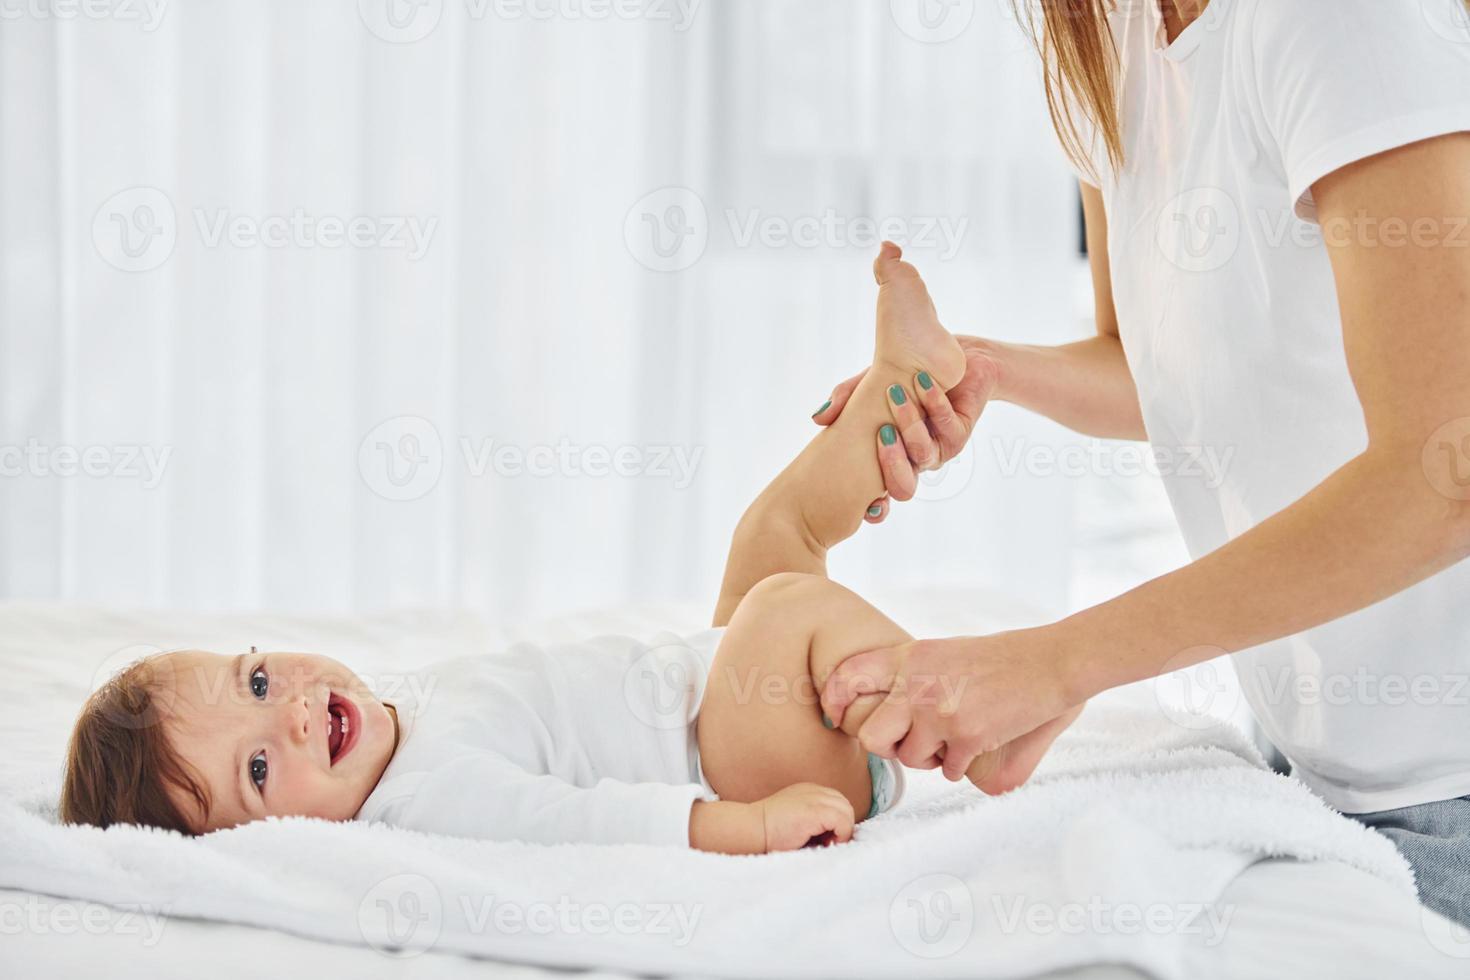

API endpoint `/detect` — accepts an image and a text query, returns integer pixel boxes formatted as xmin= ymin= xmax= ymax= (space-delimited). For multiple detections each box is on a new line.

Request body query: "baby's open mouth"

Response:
xmin=326 ymin=692 xmax=360 ymax=766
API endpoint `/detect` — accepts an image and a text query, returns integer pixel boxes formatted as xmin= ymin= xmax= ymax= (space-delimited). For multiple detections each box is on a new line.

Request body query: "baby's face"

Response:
xmin=157 ymin=649 xmax=398 ymax=832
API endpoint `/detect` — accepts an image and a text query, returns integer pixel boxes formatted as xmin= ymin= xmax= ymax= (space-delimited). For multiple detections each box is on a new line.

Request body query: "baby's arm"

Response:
xmin=689 ymin=783 xmax=856 ymax=854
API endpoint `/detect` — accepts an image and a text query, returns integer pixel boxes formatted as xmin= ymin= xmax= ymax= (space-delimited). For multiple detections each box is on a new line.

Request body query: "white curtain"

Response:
xmin=0 ymin=0 xmax=1182 ymax=623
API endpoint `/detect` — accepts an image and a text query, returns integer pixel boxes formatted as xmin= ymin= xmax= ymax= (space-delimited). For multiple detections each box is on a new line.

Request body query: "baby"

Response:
xmin=61 ymin=245 xmax=1027 ymax=854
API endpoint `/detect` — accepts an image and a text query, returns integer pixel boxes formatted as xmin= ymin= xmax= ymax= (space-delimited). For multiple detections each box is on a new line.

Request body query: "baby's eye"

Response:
xmin=249 ymin=752 xmax=268 ymax=790
xmin=249 ymin=666 xmax=269 ymax=700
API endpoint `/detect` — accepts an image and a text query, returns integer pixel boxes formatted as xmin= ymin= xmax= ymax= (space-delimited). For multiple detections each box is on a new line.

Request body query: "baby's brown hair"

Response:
xmin=59 ymin=655 xmax=207 ymax=835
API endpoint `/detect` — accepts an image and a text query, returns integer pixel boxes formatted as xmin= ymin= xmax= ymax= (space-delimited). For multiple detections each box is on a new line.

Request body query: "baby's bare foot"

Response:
xmin=872 ymin=241 xmax=966 ymax=391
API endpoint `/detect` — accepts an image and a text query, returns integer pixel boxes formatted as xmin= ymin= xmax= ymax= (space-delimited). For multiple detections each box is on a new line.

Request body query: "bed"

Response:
xmin=1 ymin=594 xmax=1463 ymax=979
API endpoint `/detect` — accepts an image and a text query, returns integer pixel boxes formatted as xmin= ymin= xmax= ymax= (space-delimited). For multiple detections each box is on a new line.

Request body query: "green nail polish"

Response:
xmin=880 ymin=424 xmax=897 ymax=446
xmin=867 ymin=505 xmax=882 ymax=517
xmin=813 ymin=400 xmax=831 ymax=417
xmin=822 ymin=714 xmax=835 ymax=730
xmin=888 ymin=384 xmax=907 ymax=406
xmin=917 ymin=371 xmax=933 ymax=391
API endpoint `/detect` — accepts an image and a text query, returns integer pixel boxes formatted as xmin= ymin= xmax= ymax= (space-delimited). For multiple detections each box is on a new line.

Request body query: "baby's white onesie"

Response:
xmin=355 ymin=629 xmax=724 ymax=847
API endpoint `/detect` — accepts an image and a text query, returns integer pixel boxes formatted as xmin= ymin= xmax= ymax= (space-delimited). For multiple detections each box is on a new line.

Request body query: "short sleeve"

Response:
xmin=366 ymin=751 xmax=717 ymax=847
xmin=1248 ymin=0 xmax=1470 ymax=221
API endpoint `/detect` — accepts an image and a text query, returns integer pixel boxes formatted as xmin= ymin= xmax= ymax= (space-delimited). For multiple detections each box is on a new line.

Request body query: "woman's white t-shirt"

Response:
xmin=1075 ymin=0 xmax=1470 ymax=811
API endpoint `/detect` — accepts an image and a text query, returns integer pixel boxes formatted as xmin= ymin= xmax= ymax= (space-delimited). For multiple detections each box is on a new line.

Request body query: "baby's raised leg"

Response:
xmin=713 ymin=244 xmax=966 ymax=625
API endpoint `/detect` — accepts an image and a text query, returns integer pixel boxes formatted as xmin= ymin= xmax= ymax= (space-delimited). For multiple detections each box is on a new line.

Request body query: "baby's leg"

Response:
xmin=712 ymin=244 xmax=967 ymax=626
xmin=698 ymin=572 xmax=1082 ymax=808
xmin=697 ymin=573 xmax=910 ymax=818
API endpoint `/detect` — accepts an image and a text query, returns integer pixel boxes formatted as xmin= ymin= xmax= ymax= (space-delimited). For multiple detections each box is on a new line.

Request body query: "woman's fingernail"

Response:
xmin=917 ymin=371 xmax=933 ymax=391
xmin=822 ymin=714 xmax=835 ymax=730
xmin=867 ymin=504 xmax=882 ymax=518
xmin=813 ymin=400 xmax=831 ymax=418
xmin=880 ymin=424 xmax=897 ymax=446
xmin=888 ymin=384 xmax=906 ymax=406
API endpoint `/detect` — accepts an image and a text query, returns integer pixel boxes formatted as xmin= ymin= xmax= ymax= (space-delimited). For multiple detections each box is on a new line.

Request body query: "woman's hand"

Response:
xmin=814 ymin=338 xmax=1002 ymax=521
xmin=818 ymin=629 xmax=1082 ymax=784
xmin=758 ymin=782 xmax=857 ymax=851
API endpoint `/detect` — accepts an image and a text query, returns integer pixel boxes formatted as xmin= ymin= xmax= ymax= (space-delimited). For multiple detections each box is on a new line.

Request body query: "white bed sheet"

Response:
xmin=1 ymin=595 xmax=1463 ymax=979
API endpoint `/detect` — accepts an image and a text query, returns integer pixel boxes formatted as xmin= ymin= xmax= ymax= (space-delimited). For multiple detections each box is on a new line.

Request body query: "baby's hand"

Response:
xmin=758 ymin=782 xmax=856 ymax=852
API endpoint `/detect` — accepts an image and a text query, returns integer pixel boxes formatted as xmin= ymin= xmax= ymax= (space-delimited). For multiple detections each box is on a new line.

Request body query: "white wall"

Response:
xmin=0 ymin=0 xmax=1185 ymax=623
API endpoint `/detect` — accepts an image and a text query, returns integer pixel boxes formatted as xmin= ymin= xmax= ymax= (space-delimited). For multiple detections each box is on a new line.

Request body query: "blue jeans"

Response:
xmin=1351 ymin=795 xmax=1470 ymax=927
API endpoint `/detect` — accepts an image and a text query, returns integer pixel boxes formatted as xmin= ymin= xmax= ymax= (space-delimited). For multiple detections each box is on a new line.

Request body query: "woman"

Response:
xmin=816 ymin=0 xmax=1470 ymax=924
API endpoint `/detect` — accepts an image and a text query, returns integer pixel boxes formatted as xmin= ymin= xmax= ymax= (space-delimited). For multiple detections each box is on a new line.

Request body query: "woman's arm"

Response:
xmin=823 ymin=134 xmax=1470 ymax=780
xmin=979 ymin=183 xmax=1146 ymax=441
